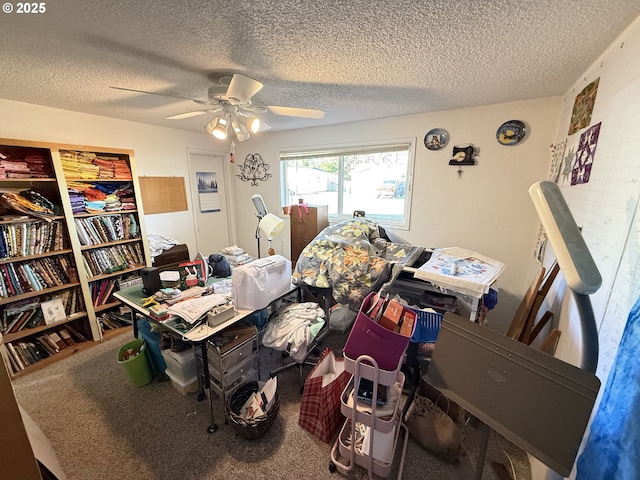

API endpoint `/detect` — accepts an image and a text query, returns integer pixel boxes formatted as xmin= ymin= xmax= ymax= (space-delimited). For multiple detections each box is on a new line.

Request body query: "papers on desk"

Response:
xmin=166 ymin=293 xmax=227 ymax=324
xmin=414 ymin=247 xmax=505 ymax=297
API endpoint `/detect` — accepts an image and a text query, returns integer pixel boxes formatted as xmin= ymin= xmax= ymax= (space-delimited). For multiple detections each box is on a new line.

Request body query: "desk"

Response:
xmin=113 ymin=283 xmax=300 ymax=433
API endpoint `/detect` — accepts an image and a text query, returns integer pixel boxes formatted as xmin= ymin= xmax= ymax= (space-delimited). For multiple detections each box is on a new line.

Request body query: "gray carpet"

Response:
xmin=12 ymin=332 xmax=531 ymax=480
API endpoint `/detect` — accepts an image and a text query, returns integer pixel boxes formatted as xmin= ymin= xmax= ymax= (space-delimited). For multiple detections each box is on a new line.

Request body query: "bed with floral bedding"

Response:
xmin=291 ymin=218 xmax=424 ymax=310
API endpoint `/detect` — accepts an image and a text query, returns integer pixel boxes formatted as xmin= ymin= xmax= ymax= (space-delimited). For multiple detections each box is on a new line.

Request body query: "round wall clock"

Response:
xmin=424 ymin=128 xmax=449 ymax=151
xmin=496 ymin=120 xmax=527 ymax=146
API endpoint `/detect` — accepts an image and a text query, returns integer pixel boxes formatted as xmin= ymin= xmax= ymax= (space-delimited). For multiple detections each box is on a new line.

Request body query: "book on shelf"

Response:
xmin=41 ymin=298 xmax=67 ymax=325
xmin=63 ymin=323 xmax=88 ymax=342
xmin=36 ymin=335 xmax=58 ymax=355
xmin=6 ymin=342 xmax=25 ymax=371
xmin=5 ymin=346 xmax=22 ymax=374
xmin=39 ymin=333 xmax=60 ymax=353
xmin=47 ymin=331 xmax=66 ymax=350
xmin=58 ymin=328 xmax=76 ymax=346
xmin=8 ymin=308 xmax=39 ymax=333
xmin=29 ymin=340 xmax=50 ymax=360
xmin=2 ymin=298 xmax=40 ymax=332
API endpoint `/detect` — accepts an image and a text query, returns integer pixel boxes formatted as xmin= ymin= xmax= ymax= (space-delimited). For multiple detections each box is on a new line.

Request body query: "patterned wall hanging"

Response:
xmin=549 ymin=139 xmax=567 ymax=183
xmin=236 ymin=153 xmax=272 ymax=186
xmin=568 ymin=78 xmax=600 ymax=135
xmin=560 ymin=143 xmax=577 ymax=185
xmin=572 ymin=122 xmax=601 ymax=186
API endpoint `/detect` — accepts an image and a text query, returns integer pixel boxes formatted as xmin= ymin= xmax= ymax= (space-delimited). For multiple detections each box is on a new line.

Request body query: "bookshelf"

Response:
xmin=0 ymin=138 xmax=151 ymax=377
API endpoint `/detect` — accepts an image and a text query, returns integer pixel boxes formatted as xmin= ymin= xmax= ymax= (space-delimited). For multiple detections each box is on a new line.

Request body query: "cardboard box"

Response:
xmin=399 ymin=309 xmax=417 ymax=337
xmin=379 ymin=300 xmax=403 ymax=332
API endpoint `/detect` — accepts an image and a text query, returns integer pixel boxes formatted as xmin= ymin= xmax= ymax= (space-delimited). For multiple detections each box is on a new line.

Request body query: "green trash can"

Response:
xmin=117 ymin=338 xmax=153 ymax=387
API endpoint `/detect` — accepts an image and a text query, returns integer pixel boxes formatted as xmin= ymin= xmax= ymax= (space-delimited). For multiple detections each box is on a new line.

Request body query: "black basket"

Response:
xmin=225 ymin=380 xmax=280 ymax=440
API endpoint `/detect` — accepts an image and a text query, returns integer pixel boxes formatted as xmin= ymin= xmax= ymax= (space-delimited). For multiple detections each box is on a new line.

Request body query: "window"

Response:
xmin=280 ymin=141 xmax=413 ymax=229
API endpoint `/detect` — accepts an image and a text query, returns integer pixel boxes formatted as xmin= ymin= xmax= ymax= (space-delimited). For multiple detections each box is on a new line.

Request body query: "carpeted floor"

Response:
xmin=12 ymin=331 xmax=531 ymax=480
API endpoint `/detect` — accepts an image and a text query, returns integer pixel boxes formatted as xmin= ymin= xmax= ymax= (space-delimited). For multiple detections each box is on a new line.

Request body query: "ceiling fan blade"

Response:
xmin=166 ymin=107 xmax=224 ymax=120
xmin=226 ymin=74 xmax=263 ymax=103
xmin=166 ymin=111 xmax=209 ymax=120
xmin=259 ymin=120 xmax=272 ymax=131
xmin=110 ymin=86 xmax=201 ymax=103
xmin=267 ymin=105 xmax=325 ymax=119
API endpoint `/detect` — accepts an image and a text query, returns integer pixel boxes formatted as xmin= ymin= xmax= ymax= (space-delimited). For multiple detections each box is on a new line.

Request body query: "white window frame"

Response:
xmin=279 ymin=139 xmax=415 ymax=230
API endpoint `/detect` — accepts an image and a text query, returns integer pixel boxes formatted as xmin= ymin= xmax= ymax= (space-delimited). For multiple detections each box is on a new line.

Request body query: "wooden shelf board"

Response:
xmin=73 ymin=209 xmax=138 ymax=218
xmin=0 ymin=215 xmax=65 ymax=224
xmin=80 ymin=238 xmax=142 ymax=251
xmin=0 ymin=248 xmax=74 ymax=264
xmin=0 ymin=283 xmax=81 ymax=306
xmin=100 ymin=325 xmax=133 ymax=341
xmin=94 ymin=301 xmax=121 ymax=313
xmin=0 ymin=178 xmax=56 ymax=182
xmin=65 ymin=178 xmax=132 ymax=182
xmin=87 ymin=266 xmax=144 ymax=282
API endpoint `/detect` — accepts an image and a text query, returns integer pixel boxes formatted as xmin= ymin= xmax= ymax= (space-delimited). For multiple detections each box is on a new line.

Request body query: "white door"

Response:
xmin=187 ymin=151 xmax=233 ymax=255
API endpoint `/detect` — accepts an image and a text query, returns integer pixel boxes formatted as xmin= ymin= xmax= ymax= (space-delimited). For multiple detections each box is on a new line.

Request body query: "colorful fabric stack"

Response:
xmin=0 ymin=158 xmax=30 ymax=178
xmin=93 ymin=156 xmax=132 ymax=179
xmin=104 ymin=194 xmax=122 ymax=212
xmin=60 ymin=150 xmax=100 ymax=179
xmin=66 ymin=182 xmax=135 ymax=214
xmin=68 ymin=189 xmax=85 ymax=214
xmin=23 ymin=155 xmax=53 ymax=178
xmin=116 ymin=184 xmax=136 ymax=210
xmin=113 ymin=159 xmax=132 ymax=178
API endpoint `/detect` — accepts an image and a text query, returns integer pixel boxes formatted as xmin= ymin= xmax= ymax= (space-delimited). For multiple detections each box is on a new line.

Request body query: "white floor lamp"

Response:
xmin=252 ymin=194 xmax=285 ymax=258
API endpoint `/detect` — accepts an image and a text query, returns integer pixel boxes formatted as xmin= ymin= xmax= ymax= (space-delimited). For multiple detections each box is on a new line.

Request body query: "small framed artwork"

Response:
xmin=424 ymin=128 xmax=449 ymax=151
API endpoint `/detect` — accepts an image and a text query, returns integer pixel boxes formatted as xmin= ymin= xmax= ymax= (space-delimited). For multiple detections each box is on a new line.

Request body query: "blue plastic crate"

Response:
xmin=409 ymin=308 xmax=443 ymax=343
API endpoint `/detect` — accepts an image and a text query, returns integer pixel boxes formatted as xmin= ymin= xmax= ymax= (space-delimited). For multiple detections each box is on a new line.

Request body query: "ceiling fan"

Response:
xmin=110 ymin=73 xmax=325 ymax=142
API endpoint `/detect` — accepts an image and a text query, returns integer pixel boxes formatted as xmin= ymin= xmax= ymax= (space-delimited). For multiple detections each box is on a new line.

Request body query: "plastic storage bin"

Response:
xmin=409 ymin=308 xmax=443 ymax=344
xmin=165 ymin=368 xmax=199 ymax=395
xmin=161 ymin=347 xmax=197 ymax=384
xmin=136 ymin=318 xmax=167 ymax=375
xmin=117 ymin=339 xmax=153 ymax=387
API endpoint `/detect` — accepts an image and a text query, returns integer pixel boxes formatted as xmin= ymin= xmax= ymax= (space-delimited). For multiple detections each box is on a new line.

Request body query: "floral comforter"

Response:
xmin=291 ymin=218 xmax=424 ymax=310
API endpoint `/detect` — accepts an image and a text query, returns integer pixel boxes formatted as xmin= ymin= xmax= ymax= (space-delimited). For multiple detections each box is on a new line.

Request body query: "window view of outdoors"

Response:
xmin=282 ymin=145 xmax=411 ymax=225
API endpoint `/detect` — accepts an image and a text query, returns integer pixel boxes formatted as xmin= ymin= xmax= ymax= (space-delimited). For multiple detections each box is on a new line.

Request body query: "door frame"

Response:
xmin=186 ymin=148 xmax=238 ymax=251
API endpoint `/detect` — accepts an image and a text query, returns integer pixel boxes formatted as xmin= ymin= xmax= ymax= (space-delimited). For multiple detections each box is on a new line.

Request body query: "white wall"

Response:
xmin=0 ymin=99 xmax=231 ymax=256
xmin=233 ymin=97 xmax=562 ymax=332
xmin=529 ymin=15 xmax=640 ymax=480
xmin=0 ymin=96 xmax=561 ymax=334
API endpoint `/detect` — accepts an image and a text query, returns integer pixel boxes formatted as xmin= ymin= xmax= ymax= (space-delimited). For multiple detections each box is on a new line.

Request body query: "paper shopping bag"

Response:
xmin=298 ymin=348 xmax=351 ymax=443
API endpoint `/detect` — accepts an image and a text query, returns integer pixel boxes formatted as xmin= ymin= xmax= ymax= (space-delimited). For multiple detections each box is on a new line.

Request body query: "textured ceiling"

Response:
xmin=1 ymin=0 xmax=639 ymax=135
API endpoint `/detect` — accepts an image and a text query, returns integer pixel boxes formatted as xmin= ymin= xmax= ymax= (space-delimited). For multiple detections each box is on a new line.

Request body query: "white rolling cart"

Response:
xmin=330 ymin=354 xmax=409 ymax=479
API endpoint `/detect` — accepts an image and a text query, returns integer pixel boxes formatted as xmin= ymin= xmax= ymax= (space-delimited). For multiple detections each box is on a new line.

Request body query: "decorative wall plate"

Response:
xmin=424 ymin=128 xmax=449 ymax=151
xmin=496 ymin=120 xmax=527 ymax=146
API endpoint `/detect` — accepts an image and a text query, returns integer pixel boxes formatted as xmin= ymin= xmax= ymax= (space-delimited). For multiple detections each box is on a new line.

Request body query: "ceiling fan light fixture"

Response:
xmin=247 ymin=116 xmax=261 ymax=133
xmin=205 ymin=116 xmax=229 ymax=140
xmin=231 ymin=117 xmax=251 ymax=142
